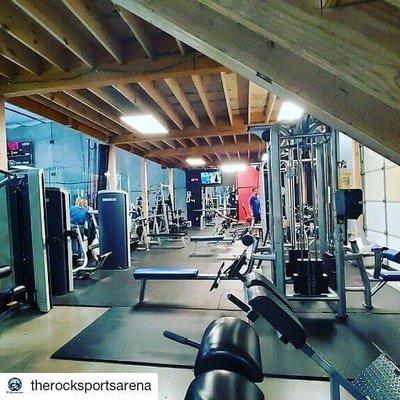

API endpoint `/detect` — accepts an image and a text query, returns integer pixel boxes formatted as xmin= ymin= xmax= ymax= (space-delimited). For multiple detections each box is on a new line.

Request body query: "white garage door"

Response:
xmin=362 ymin=147 xmax=400 ymax=270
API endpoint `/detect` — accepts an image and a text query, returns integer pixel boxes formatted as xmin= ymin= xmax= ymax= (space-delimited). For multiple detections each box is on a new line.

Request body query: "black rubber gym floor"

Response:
xmin=53 ymin=238 xmax=400 ymax=313
xmin=52 ymin=306 xmax=400 ymax=379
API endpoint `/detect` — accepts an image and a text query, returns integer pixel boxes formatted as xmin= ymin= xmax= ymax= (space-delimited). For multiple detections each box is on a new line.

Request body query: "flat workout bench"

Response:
xmin=133 ymin=268 xmax=199 ymax=303
xmin=132 ymin=265 xmax=241 ymax=304
xmin=190 ymin=235 xmax=231 ymax=256
xmin=148 ymin=232 xmax=187 ymax=249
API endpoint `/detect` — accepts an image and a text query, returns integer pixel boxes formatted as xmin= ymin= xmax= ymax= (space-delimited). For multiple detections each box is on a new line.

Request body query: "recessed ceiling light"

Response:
xmin=186 ymin=157 xmax=206 ymax=166
xmin=220 ymin=162 xmax=247 ymax=173
xmin=120 ymin=114 xmax=169 ymax=134
xmin=277 ymin=101 xmax=304 ymax=122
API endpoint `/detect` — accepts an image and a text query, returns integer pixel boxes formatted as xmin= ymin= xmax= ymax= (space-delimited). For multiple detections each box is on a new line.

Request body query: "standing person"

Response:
xmin=249 ymin=188 xmax=261 ymax=224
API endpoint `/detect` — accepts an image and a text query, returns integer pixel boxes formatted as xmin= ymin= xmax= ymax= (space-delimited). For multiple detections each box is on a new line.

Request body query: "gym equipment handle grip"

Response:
xmin=227 ymin=294 xmax=251 ymax=312
xmin=163 ymin=331 xmax=200 ymax=349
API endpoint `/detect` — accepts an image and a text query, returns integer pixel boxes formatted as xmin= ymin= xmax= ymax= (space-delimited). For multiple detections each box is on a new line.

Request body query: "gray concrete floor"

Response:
xmin=0 ymin=306 xmax=351 ymax=399
xmin=0 ymin=235 xmax=384 ymax=399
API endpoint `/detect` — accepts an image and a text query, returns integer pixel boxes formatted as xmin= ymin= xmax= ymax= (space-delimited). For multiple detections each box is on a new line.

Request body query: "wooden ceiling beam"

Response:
xmin=10 ymin=95 xmax=110 ymax=142
xmin=265 ymin=92 xmax=276 ymax=123
xmin=41 ymin=92 xmax=121 ymax=135
xmin=33 ymin=94 xmax=114 ymax=141
xmin=1 ymin=54 xmax=227 ymax=98
xmin=112 ymin=119 xmax=246 ymax=144
xmin=165 ymin=78 xmax=200 ymax=129
xmin=0 ymin=30 xmax=41 ymax=75
xmin=88 ymin=87 xmax=137 ymax=115
xmin=0 ymin=57 xmax=17 ymax=79
xmin=138 ymin=80 xmax=184 ymax=130
xmin=192 ymin=74 xmax=216 ymax=126
xmin=10 ymin=0 xmax=95 ymax=68
xmin=114 ymin=0 xmax=400 ymax=164
xmin=0 ymin=0 xmax=69 ymax=71
xmin=113 ymin=83 xmax=168 ymax=127
xmin=116 ymin=6 xmax=154 ymax=60
xmin=145 ymin=139 xmax=263 ymax=158
xmin=61 ymin=0 xmax=123 ymax=64
xmin=220 ymin=72 xmax=234 ymax=126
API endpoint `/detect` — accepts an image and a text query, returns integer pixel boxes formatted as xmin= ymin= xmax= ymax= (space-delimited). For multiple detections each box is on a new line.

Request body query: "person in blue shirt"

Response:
xmin=249 ymin=188 xmax=261 ymax=224
xmin=70 ymin=197 xmax=88 ymax=225
xmin=70 ymin=197 xmax=89 ymax=256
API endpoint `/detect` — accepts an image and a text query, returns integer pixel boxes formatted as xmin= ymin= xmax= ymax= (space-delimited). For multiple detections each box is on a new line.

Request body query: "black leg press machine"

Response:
xmin=164 ymin=271 xmax=400 ymax=399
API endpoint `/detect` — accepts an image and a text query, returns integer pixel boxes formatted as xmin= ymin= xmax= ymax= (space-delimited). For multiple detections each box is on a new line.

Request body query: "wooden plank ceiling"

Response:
xmin=0 ymin=0 xmax=279 ymax=169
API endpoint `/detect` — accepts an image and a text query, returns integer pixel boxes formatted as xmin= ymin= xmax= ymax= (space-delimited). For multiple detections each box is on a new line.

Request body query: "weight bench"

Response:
xmin=346 ymin=241 xmax=400 ymax=308
xmin=190 ymin=235 xmax=231 ymax=257
xmin=148 ymin=232 xmax=187 ymax=249
xmin=369 ymin=245 xmax=400 ymax=296
xmin=239 ymin=275 xmax=400 ymax=399
xmin=133 ymin=268 xmax=199 ymax=303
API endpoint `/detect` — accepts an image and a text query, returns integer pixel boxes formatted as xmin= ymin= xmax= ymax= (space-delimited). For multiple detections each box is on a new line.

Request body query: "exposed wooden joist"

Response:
xmin=10 ymin=95 xmax=109 ymax=142
xmin=0 ymin=0 xmax=69 ymax=71
xmin=113 ymin=0 xmax=400 ymax=164
xmin=165 ymin=78 xmax=200 ymax=129
xmin=88 ymin=87 xmax=136 ymax=115
xmin=10 ymin=0 xmax=95 ymax=67
xmin=7 ymin=96 xmax=163 ymax=163
xmin=116 ymin=6 xmax=154 ymax=60
xmin=1 ymin=54 xmax=227 ymax=98
xmin=191 ymin=74 xmax=216 ymax=126
xmin=220 ymin=72 xmax=233 ymax=126
xmin=113 ymin=83 xmax=168 ymax=127
xmin=0 ymin=57 xmax=16 ymax=79
xmin=139 ymin=81 xmax=184 ymax=130
xmin=175 ymin=39 xmax=186 ymax=55
xmin=0 ymin=30 xmax=40 ymax=75
xmin=61 ymin=0 xmax=124 ymax=64
xmin=41 ymin=92 xmax=120 ymax=135
xmin=34 ymin=94 xmax=116 ymax=140
xmin=145 ymin=139 xmax=263 ymax=158
xmin=112 ymin=119 xmax=246 ymax=144
xmin=66 ymin=89 xmax=131 ymax=131
xmin=265 ymin=92 xmax=276 ymax=123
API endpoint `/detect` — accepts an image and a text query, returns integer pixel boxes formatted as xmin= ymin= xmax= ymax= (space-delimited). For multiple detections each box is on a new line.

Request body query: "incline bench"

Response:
xmin=242 ymin=271 xmax=400 ymax=399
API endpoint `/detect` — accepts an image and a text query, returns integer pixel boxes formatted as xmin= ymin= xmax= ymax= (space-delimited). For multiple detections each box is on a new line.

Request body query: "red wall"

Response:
xmin=237 ymin=166 xmax=260 ymax=221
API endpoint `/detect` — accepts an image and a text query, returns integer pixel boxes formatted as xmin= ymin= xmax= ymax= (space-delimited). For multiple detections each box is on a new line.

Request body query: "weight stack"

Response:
xmin=98 ymin=190 xmax=130 ymax=270
xmin=293 ymin=259 xmax=329 ymax=295
xmin=286 ymin=249 xmax=309 ymax=277
xmin=323 ymin=252 xmax=337 ymax=290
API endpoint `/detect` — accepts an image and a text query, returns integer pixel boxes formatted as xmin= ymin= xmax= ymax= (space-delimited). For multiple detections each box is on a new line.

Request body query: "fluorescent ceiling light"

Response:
xmin=220 ymin=162 xmax=247 ymax=173
xmin=186 ymin=157 xmax=206 ymax=166
xmin=277 ymin=101 xmax=304 ymax=122
xmin=120 ymin=114 xmax=169 ymax=134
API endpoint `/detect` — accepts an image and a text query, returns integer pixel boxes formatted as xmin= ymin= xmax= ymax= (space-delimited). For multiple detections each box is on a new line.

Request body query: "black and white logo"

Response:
xmin=8 ymin=378 xmax=22 ymax=393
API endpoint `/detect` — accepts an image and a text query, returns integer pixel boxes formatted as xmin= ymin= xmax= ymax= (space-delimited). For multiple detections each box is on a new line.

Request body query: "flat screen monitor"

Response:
xmin=201 ymin=171 xmax=222 ymax=185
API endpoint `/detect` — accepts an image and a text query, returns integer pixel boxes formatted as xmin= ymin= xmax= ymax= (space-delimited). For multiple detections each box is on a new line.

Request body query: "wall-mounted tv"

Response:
xmin=201 ymin=171 xmax=222 ymax=185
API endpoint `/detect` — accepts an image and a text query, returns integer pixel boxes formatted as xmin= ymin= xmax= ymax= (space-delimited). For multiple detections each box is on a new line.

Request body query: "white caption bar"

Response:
xmin=0 ymin=373 xmax=158 ymax=400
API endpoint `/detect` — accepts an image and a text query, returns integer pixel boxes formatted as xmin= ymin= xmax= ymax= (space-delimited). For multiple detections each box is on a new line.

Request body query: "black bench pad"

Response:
xmin=380 ymin=270 xmax=400 ymax=282
xmin=148 ymin=233 xmax=186 ymax=237
xmin=133 ymin=268 xmax=199 ymax=279
xmin=190 ymin=235 xmax=224 ymax=242
xmin=185 ymin=370 xmax=264 ymax=400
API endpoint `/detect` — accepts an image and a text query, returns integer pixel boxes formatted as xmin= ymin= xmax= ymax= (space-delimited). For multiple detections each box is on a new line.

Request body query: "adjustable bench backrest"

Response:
xmin=247 ymin=284 xmax=307 ymax=349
